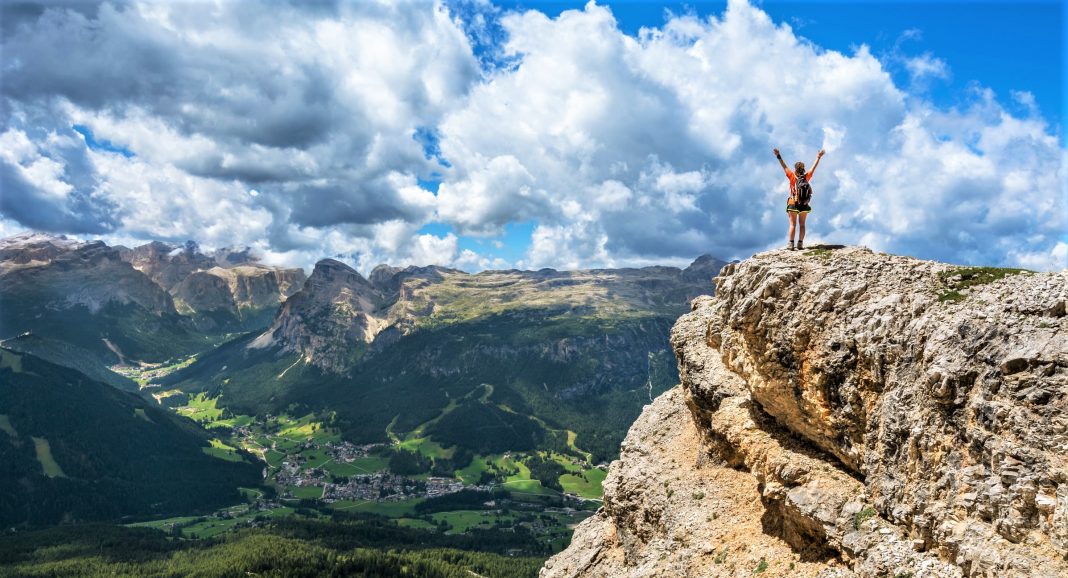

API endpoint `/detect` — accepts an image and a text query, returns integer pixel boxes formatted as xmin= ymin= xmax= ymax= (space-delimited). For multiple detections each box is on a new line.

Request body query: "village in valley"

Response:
xmin=268 ymin=436 xmax=477 ymax=503
xmin=122 ymin=369 xmax=602 ymax=548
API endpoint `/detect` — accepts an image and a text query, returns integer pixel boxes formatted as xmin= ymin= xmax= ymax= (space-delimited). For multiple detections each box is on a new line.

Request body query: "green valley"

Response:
xmin=143 ymin=385 xmax=604 ymax=548
xmin=0 ymin=233 xmax=725 ymax=577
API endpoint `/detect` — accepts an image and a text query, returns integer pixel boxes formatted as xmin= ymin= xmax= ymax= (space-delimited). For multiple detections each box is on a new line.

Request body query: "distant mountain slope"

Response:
xmin=0 ymin=333 xmax=138 ymax=392
xmin=117 ymin=240 xmax=217 ymax=290
xmin=0 ymin=348 xmax=261 ymax=528
xmin=119 ymin=240 xmax=305 ymax=333
xmin=306 ymin=309 xmax=680 ymax=461
xmin=164 ymin=256 xmax=726 ymax=462
xmin=249 ymin=258 xmax=389 ymax=372
xmin=0 ymin=233 xmax=207 ymax=364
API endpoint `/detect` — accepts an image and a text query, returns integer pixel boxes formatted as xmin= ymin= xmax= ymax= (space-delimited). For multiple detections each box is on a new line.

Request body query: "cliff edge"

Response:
xmin=543 ymin=246 xmax=1066 ymax=578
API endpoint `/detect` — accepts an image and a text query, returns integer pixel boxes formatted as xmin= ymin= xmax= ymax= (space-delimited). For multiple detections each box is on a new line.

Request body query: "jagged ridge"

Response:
xmin=119 ymin=239 xmax=305 ymax=331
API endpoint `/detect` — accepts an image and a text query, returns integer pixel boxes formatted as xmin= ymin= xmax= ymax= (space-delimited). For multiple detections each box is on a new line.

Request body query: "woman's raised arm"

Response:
xmin=773 ymin=148 xmax=789 ymax=171
xmin=809 ymin=149 xmax=825 ymax=177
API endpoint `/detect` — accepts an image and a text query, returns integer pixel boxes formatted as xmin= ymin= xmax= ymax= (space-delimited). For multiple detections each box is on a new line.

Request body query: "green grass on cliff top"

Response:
xmin=937 ymin=266 xmax=1032 ymax=303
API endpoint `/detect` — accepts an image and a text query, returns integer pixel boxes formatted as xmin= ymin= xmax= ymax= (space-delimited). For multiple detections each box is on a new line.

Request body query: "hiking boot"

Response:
xmin=797 ymin=240 xmax=804 ymax=250
xmin=788 ymin=240 xmax=795 ymax=251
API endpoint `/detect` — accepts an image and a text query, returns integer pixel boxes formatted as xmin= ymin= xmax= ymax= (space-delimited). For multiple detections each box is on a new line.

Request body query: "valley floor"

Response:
xmin=119 ymin=362 xmax=607 ymax=554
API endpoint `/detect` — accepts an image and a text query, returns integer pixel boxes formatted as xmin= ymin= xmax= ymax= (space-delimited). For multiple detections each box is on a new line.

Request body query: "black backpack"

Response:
xmin=795 ymin=173 xmax=812 ymax=205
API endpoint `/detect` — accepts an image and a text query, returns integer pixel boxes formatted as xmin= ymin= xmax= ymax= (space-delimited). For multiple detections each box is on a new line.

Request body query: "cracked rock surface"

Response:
xmin=543 ymin=246 xmax=1066 ymax=577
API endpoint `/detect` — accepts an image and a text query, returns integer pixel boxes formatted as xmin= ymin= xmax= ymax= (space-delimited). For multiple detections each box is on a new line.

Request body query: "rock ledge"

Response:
xmin=543 ymin=246 xmax=1066 ymax=577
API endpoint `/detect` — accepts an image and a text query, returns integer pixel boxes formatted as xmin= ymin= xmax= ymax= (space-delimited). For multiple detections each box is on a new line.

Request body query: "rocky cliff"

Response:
xmin=543 ymin=246 xmax=1066 ymax=578
xmin=249 ymin=259 xmax=388 ymax=372
xmin=0 ymin=233 xmax=176 ymax=315
xmin=209 ymin=265 xmax=306 ymax=312
xmin=120 ymin=240 xmax=305 ymax=329
xmin=0 ymin=233 xmax=201 ymax=362
xmin=118 ymin=240 xmax=215 ymax=290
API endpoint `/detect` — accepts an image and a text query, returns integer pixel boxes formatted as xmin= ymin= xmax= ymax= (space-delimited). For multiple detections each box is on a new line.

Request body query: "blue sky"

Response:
xmin=1 ymin=0 xmax=1064 ymax=272
xmin=441 ymin=0 xmax=1065 ymax=268
xmin=499 ymin=0 xmax=1063 ymax=135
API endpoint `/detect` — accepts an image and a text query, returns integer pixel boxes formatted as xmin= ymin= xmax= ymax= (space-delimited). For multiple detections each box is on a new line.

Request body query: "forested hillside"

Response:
xmin=0 ymin=349 xmax=261 ymax=527
xmin=0 ymin=517 xmax=545 ymax=578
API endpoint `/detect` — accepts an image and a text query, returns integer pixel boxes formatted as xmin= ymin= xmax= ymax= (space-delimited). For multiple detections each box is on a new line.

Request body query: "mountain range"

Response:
xmin=118 ymin=240 xmax=305 ymax=332
xmin=0 ymin=233 xmax=305 ymax=364
xmin=0 ymin=231 xmax=724 ymax=526
xmin=162 ymin=251 xmax=725 ymax=462
xmin=0 ymin=233 xmax=203 ymax=364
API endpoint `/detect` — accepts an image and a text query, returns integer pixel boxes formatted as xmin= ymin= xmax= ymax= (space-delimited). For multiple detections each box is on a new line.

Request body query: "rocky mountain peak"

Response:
xmin=0 ymin=232 xmax=87 ymax=268
xmin=368 ymin=263 xmax=451 ymax=295
xmin=0 ymin=233 xmax=174 ymax=316
xmin=120 ymin=240 xmax=216 ymax=290
xmin=545 ymin=246 xmax=1067 ymax=578
xmin=303 ymin=259 xmax=381 ymax=303
xmin=680 ymin=253 xmax=728 ymax=284
xmin=249 ymin=258 xmax=386 ymax=372
xmin=368 ymin=263 xmax=402 ymax=287
xmin=116 ymin=240 xmax=304 ymax=328
xmin=310 ymin=258 xmax=366 ymax=282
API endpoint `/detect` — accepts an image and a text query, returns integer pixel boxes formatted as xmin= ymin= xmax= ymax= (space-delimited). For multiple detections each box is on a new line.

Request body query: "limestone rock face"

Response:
xmin=119 ymin=240 xmax=216 ymax=291
xmin=172 ymin=271 xmax=238 ymax=317
xmin=0 ymin=233 xmax=196 ymax=363
xmin=251 ymin=259 xmax=387 ymax=372
xmin=204 ymin=265 xmax=305 ymax=312
xmin=680 ymin=254 xmax=729 ymax=285
xmin=120 ymin=241 xmax=305 ymax=325
xmin=544 ymin=246 xmax=1066 ymax=578
xmin=542 ymin=386 xmax=856 ymax=578
xmin=0 ymin=233 xmax=176 ymax=316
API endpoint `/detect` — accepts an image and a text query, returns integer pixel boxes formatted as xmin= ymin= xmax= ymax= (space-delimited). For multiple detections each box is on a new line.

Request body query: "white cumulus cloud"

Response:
xmin=0 ymin=0 xmax=1063 ymax=272
xmin=434 ymin=0 xmax=1065 ymax=270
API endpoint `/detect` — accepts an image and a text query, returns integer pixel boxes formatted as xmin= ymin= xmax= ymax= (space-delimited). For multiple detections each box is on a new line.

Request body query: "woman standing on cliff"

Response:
xmin=774 ymin=148 xmax=824 ymax=250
